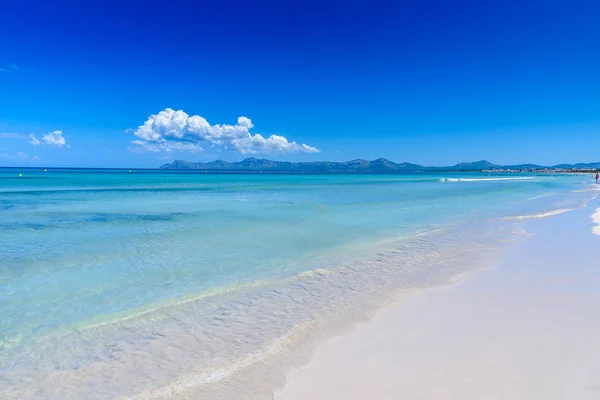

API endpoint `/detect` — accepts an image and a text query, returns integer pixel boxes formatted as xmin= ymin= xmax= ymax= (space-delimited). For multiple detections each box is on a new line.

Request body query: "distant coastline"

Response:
xmin=159 ymin=158 xmax=600 ymax=173
xmin=3 ymin=159 xmax=600 ymax=173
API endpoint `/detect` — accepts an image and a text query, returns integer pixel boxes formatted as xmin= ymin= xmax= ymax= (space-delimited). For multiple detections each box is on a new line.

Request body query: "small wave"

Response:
xmin=592 ymin=208 xmax=600 ymax=236
xmin=502 ymin=208 xmax=573 ymax=221
xmin=295 ymin=268 xmax=333 ymax=279
xmin=120 ymin=324 xmax=305 ymax=400
xmin=439 ymin=177 xmax=535 ymax=182
xmin=572 ymin=185 xmax=600 ymax=193
xmin=578 ymin=196 xmax=599 ymax=209
xmin=525 ymin=193 xmax=554 ymax=201
xmin=0 ymin=186 xmax=212 ymax=195
xmin=0 ymin=279 xmax=275 ymax=351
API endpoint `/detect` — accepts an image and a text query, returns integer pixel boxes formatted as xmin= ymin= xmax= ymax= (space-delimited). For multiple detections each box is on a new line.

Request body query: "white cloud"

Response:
xmin=28 ymin=133 xmax=41 ymax=145
xmin=29 ymin=130 xmax=67 ymax=148
xmin=42 ymin=130 xmax=67 ymax=147
xmin=131 ymin=108 xmax=319 ymax=155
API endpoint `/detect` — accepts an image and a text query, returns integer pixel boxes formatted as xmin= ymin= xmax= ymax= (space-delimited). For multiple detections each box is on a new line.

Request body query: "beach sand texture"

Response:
xmin=276 ymin=204 xmax=600 ymax=400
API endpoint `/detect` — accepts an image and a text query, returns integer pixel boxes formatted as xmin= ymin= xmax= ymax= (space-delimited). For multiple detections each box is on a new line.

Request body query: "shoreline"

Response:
xmin=275 ymin=202 xmax=600 ymax=400
xmin=123 ymin=194 xmax=600 ymax=400
xmin=128 ymin=222 xmax=523 ymax=400
xmin=155 ymin=207 xmax=598 ymax=400
xmin=3 ymin=176 xmax=597 ymax=400
xmin=3 ymin=209 xmax=531 ymax=400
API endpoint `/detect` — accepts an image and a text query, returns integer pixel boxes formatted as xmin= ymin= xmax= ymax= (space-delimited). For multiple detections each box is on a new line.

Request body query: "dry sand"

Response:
xmin=275 ymin=205 xmax=600 ymax=400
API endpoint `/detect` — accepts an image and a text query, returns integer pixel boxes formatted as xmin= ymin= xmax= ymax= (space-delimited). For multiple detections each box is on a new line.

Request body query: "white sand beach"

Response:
xmin=275 ymin=204 xmax=600 ymax=400
xmin=592 ymin=207 xmax=600 ymax=236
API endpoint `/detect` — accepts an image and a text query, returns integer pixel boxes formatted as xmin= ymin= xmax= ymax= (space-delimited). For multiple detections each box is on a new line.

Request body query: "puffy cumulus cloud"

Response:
xmin=131 ymin=108 xmax=319 ymax=155
xmin=41 ymin=130 xmax=67 ymax=147
xmin=29 ymin=130 xmax=67 ymax=148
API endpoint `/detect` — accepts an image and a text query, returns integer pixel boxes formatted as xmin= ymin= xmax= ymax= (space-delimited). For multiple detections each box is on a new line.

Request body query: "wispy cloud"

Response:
xmin=130 ymin=108 xmax=319 ymax=155
xmin=0 ymin=63 xmax=32 ymax=72
xmin=1 ymin=130 xmax=69 ymax=148
xmin=0 ymin=132 xmax=27 ymax=139
xmin=29 ymin=130 xmax=68 ymax=148
xmin=0 ymin=151 xmax=40 ymax=162
xmin=28 ymin=133 xmax=41 ymax=145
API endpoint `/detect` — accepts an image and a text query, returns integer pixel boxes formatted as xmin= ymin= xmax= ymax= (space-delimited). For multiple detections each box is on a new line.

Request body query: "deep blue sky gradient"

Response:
xmin=1 ymin=0 xmax=599 ymax=167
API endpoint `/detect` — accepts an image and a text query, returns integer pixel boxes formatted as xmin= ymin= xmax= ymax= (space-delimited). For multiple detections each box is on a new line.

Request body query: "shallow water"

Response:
xmin=0 ymin=170 xmax=596 ymax=399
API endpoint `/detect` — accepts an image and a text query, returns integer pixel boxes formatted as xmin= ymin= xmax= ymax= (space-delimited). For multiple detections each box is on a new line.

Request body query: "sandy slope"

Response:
xmin=275 ymin=204 xmax=600 ymax=400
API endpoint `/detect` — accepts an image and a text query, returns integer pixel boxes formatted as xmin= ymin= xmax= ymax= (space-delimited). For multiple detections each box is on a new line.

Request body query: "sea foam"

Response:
xmin=440 ymin=177 xmax=535 ymax=182
xmin=502 ymin=208 xmax=574 ymax=221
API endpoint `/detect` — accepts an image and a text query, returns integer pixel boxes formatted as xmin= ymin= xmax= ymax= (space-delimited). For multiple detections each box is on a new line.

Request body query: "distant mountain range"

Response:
xmin=159 ymin=158 xmax=600 ymax=172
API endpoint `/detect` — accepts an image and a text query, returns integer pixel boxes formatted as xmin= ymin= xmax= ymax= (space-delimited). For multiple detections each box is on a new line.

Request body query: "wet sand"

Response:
xmin=275 ymin=204 xmax=600 ymax=400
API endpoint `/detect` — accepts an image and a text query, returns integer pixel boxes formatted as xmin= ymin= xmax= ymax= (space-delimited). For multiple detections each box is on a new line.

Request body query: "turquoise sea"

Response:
xmin=0 ymin=169 xmax=596 ymax=399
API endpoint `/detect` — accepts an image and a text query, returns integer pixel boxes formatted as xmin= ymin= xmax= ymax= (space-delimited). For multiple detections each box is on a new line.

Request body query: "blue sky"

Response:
xmin=1 ymin=0 xmax=599 ymax=168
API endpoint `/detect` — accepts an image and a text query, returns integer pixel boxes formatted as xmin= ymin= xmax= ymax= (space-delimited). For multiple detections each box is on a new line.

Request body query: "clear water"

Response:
xmin=0 ymin=169 xmax=595 ymax=399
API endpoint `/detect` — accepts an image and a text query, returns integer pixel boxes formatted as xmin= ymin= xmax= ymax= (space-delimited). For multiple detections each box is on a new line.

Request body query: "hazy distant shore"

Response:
xmin=159 ymin=157 xmax=600 ymax=173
